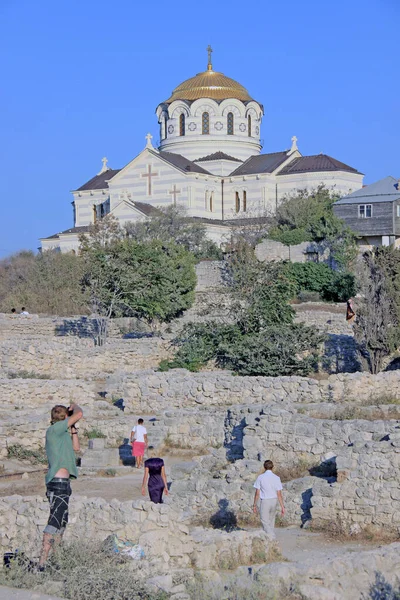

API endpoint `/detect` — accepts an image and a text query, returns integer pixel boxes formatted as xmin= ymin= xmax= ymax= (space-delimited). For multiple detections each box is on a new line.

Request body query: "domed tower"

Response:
xmin=156 ymin=47 xmax=264 ymax=162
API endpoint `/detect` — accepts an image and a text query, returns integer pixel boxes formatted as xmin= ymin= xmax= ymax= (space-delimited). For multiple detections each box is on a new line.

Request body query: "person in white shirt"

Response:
xmin=253 ymin=460 xmax=285 ymax=540
xmin=130 ymin=418 xmax=148 ymax=469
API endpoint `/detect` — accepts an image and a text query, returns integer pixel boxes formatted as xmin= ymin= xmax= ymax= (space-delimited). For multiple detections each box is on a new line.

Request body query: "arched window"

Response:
xmin=248 ymin=115 xmax=252 ymax=137
xmin=164 ymin=119 xmax=168 ymax=139
xmin=227 ymin=112 xmax=234 ymax=135
xmin=93 ymin=204 xmax=97 ymax=223
xmin=205 ymin=191 xmax=209 ymax=210
xmin=235 ymin=192 xmax=240 ymax=213
xmin=243 ymin=191 xmax=247 ymax=212
xmin=209 ymin=192 xmax=213 ymax=212
xmin=179 ymin=113 xmax=185 ymax=136
xmin=202 ymin=112 xmax=210 ymax=134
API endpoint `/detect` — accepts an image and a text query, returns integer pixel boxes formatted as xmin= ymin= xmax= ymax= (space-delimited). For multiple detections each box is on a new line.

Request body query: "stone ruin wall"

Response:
xmin=311 ymin=437 xmax=400 ymax=530
xmin=0 ymin=337 xmax=170 ymax=379
xmin=0 ymin=494 xmax=271 ymax=574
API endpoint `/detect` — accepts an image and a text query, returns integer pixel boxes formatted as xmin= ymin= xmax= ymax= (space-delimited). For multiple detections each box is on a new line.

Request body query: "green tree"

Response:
xmin=124 ymin=204 xmax=223 ymax=260
xmin=354 ymin=246 xmax=400 ymax=374
xmin=271 ymin=185 xmax=358 ymax=271
xmin=162 ymin=242 xmax=323 ymax=375
xmin=81 ymin=232 xmax=196 ymax=344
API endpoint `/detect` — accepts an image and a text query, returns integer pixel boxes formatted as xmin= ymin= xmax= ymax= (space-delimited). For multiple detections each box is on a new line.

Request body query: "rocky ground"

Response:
xmin=0 ymin=303 xmax=400 ymax=600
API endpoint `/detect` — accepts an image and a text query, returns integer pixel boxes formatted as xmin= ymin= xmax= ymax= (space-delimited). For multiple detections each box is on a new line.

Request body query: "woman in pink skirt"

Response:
xmin=130 ymin=418 xmax=148 ymax=468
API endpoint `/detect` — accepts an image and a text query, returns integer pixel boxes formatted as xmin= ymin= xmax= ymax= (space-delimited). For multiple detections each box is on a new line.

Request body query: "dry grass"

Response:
xmin=278 ymin=455 xmax=316 ymax=483
xmin=312 ymin=517 xmax=400 ymax=544
xmin=187 ymin=577 xmax=306 ymax=600
xmin=0 ymin=539 xmax=166 ymax=600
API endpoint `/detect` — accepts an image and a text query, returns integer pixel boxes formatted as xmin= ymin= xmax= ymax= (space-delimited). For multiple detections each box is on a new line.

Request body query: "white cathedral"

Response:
xmin=41 ymin=48 xmax=364 ymax=252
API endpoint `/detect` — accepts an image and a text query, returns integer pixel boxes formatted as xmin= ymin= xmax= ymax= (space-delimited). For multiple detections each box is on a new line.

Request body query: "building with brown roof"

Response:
xmin=41 ymin=49 xmax=363 ymax=252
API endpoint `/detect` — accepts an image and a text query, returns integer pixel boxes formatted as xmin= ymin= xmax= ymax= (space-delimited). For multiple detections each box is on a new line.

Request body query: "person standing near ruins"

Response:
xmin=130 ymin=418 xmax=148 ymax=469
xmin=38 ymin=403 xmax=83 ymax=568
xmin=142 ymin=449 xmax=169 ymax=503
xmin=253 ymin=460 xmax=285 ymax=540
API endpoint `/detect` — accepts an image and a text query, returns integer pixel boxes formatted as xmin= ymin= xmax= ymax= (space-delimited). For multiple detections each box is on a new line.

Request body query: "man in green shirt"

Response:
xmin=39 ymin=403 xmax=83 ymax=568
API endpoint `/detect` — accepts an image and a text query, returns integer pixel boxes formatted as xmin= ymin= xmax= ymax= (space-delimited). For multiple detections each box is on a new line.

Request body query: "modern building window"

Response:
xmin=227 ymin=112 xmax=234 ymax=135
xmin=235 ymin=191 xmax=240 ymax=213
xmin=243 ymin=190 xmax=247 ymax=212
xmin=359 ymin=204 xmax=372 ymax=218
xmin=202 ymin=112 xmax=210 ymax=134
xmin=179 ymin=113 xmax=185 ymax=136
xmin=248 ymin=115 xmax=252 ymax=137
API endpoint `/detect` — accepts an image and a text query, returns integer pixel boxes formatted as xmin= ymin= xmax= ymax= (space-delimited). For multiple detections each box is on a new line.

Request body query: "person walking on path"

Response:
xmin=130 ymin=418 xmax=148 ymax=469
xmin=253 ymin=460 xmax=285 ymax=540
xmin=39 ymin=403 xmax=83 ymax=568
xmin=142 ymin=451 xmax=168 ymax=503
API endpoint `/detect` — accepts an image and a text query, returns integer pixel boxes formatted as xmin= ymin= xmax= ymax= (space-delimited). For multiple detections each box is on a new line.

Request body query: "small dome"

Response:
xmin=163 ymin=68 xmax=254 ymax=104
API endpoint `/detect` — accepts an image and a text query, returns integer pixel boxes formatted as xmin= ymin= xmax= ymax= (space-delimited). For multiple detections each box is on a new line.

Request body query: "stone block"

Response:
xmin=88 ymin=438 xmax=105 ymax=450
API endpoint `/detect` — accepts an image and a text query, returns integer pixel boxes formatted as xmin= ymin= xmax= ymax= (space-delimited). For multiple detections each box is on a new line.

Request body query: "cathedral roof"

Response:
xmin=163 ymin=68 xmax=254 ymax=104
xmin=155 ymin=150 xmax=211 ymax=174
xmin=229 ymin=151 xmax=289 ymax=176
xmin=40 ymin=225 xmax=90 ymax=240
xmin=195 ymin=151 xmax=242 ymax=163
xmin=76 ymin=169 xmax=120 ymax=191
xmin=277 ymin=154 xmax=361 ymax=175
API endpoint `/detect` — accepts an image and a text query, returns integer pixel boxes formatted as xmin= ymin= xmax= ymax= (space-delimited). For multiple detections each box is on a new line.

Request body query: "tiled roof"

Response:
xmin=155 ymin=150 xmax=211 ymax=174
xmin=229 ymin=151 xmax=289 ymax=176
xmin=195 ymin=151 xmax=242 ymax=163
xmin=277 ymin=154 xmax=361 ymax=175
xmin=132 ymin=202 xmax=161 ymax=216
xmin=76 ymin=169 xmax=120 ymax=191
xmin=41 ymin=226 xmax=90 ymax=240
xmin=334 ymin=176 xmax=400 ymax=205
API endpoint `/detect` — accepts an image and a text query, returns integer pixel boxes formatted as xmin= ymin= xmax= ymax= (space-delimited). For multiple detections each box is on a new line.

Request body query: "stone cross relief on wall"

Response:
xmin=141 ymin=164 xmax=159 ymax=196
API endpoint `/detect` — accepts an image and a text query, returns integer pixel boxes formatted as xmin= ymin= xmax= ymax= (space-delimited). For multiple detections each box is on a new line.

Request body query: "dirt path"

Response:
xmin=276 ymin=525 xmax=375 ymax=563
xmin=0 ymin=455 xmax=186 ymax=501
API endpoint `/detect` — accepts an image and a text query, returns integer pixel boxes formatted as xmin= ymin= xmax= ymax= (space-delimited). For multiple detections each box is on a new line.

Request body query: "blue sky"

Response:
xmin=0 ymin=0 xmax=398 ymax=256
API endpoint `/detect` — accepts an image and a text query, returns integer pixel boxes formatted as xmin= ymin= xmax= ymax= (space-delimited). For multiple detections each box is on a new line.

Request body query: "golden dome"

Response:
xmin=163 ymin=69 xmax=254 ymax=104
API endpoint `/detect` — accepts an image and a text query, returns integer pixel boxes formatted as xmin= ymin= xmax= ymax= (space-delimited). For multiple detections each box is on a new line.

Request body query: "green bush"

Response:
xmin=269 ymin=227 xmax=311 ymax=246
xmin=284 ymin=262 xmax=356 ymax=302
xmin=323 ymin=271 xmax=357 ymax=302
xmin=218 ymin=324 xmax=323 ymax=376
xmin=284 ymin=262 xmax=333 ymax=294
xmin=160 ymin=323 xmax=240 ymax=372
xmin=162 ymin=322 xmax=323 ymax=377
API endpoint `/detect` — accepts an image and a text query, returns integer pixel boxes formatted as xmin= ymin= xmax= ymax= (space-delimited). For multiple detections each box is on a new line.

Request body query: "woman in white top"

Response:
xmin=253 ymin=459 xmax=285 ymax=540
xmin=130 ymin=418 xmax=148 ymax=468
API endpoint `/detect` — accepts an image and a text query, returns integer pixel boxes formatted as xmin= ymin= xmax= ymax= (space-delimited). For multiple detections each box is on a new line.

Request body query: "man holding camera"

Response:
xmin=38 ymin=402 xmax=83 ymax=568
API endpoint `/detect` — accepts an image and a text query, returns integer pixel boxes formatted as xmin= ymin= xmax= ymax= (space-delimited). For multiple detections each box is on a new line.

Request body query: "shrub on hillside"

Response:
xmin=218 ymin=324 xmax=322 ymax=376
xmin=284 ymin=262 xmax=356 ymax=302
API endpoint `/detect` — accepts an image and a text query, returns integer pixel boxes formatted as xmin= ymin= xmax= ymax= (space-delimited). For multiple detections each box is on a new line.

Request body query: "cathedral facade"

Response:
xmin=41 ymin=49 xmax=364 ymax=252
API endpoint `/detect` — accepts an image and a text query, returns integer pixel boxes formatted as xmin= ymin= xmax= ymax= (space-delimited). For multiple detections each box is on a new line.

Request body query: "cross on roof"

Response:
xmin=141 ymin=164 xmax=159 ymax=196
xmin=207 ymin=45 xmax=213 ymax=70
xmin=169 ymin=184 xmax=181 ymax=205
xmin=98 ymin=157 xmax=109 ymax=175
xmin=290 ymin=136 xmax=298 ymax=152
xmin=145 ymin=133 xmax=153 ymax=148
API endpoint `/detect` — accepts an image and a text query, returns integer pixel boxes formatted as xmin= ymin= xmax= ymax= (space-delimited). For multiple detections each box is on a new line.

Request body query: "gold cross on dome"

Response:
xmin=207 ymin=45 xmax=213 ymax=70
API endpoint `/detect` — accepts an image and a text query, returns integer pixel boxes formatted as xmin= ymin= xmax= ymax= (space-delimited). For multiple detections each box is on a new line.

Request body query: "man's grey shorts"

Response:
xmin=44 ymin=477 xmax=71 ymax=535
